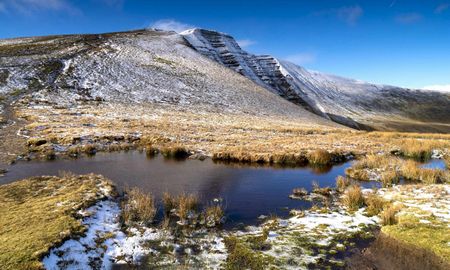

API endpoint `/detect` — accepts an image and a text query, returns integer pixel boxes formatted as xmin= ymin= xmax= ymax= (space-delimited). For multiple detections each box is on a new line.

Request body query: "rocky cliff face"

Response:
xmin=182 ymin=29 xmax=450 ymax=132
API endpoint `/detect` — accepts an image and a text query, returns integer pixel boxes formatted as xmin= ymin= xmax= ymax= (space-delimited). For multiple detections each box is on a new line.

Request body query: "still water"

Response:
xmin=1 ymin=151 xmax=379 ymax=227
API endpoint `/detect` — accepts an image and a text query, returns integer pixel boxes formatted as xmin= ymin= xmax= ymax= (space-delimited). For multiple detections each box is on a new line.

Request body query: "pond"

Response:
xmin=1 ymin=151 xmax=379 ymax=228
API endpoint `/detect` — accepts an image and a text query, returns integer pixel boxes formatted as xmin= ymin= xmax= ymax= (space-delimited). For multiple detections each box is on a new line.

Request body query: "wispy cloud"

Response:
xmin=435 ymin=3 xmax=450 ymax=14
xmin=389 ymin=0 xmax=397 ymax=8
xmin=237 ymin=39 xmax=256 ymax=48
xmin=422 ymin=84 xmax=450 ymax=92
xmin=315 ymin=5 xmax=363 ymax=26
xmin=149 ymin=19 xmax=195 ymax=33
xmin=395 ymin=13 xmax=423 ymax=24
xmin=284 ymin=52 xmax=316 ymax=65
xmin=0 ymin=0 xmax=79 ymax=15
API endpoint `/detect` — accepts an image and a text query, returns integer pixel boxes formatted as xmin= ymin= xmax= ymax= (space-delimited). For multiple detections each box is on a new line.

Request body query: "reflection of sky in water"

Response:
xmin=1 ymin=152 xmax=379 ymax=227
xmin=420 ymin=159 xmax=446 ymax=170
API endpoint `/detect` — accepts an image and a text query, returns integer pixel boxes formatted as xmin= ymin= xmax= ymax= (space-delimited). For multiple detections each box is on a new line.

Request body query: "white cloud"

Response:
xmin=149 ymin=19 xmax=195 ymax=33
xmin=237 ymin=39 xmax=256 ymax=48
xmin=395 ymin=13 xmax=423 ymax=24
xmin=315 ymin=5 xmax=363 ymax=26
xmin=422 ymin=84 xmax=450 ymax=93
xmin=435 ymin=3 xmax=450 ymax=14
xmin=284 ymin=53 xmax=316 ymax=65
xmin=0 ymin=0 xmax=79 ymax=15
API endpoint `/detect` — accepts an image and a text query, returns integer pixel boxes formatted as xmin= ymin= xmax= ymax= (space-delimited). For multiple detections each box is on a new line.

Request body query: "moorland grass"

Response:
xmin=341 ymin=185 xmax=364 ymax=212
xmin=382 ymin=214 xmax=450 ymax=264
xmin=0 ymin=174 xmax=113 ymax=270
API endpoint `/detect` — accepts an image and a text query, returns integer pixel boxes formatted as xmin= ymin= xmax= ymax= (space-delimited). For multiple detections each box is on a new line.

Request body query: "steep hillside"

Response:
xmin=182 ymin=28 xmax=450 ymax=132
xmin=0 ymin=29 xmax=334 ymax=125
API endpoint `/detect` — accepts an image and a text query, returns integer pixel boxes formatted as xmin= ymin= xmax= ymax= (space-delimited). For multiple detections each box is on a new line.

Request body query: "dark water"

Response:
xmin=0 ymin=151 xmax=379 ymax=227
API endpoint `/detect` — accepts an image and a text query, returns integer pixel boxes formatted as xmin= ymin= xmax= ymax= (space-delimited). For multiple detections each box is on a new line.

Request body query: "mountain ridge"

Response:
xmin=181 ymin=28 xmax=450 ymax=132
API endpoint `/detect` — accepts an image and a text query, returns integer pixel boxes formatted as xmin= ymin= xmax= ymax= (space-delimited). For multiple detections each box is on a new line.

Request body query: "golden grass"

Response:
xmin=341 ymin=185 xmax=364 ymax=212
xmin=11 ymin=103 xmax=450 ymax=167
xmin=177 ymin=193 xmax=199 ymax=222
xmin=365 ymin=192 xmax=387 ymax=217
xmin=380 ymin=204 xmax=400 ymax=225
xmin=307 ymin=149 xmax=333 ymax=165
xmin=380 ymin=170 xmax=400 ymax=187
xmin=121 ymin=187 xmax=156 ymax=226
xmin=348 ymin=154 xmax=449 ymax=185
xmin=162 ymin=192 xmax=178 ymax=216
xmin=335 ymin=175 xmax=351 ymax=192
xmin=0 ymin=174 xmax=113 ymax=270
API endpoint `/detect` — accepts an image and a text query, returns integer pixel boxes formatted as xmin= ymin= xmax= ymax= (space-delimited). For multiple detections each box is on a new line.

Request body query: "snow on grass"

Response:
xmin=43 ymin=200 xmax=121 ymax=269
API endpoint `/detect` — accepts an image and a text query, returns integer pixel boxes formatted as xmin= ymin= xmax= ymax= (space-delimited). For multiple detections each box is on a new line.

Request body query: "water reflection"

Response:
xmin=0 ymin=151 xmax=377 ymax=227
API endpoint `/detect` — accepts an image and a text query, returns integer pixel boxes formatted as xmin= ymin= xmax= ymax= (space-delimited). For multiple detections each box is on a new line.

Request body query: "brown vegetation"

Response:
xmin=342 ymin=185 xmax=365 ymax=212
xmin=121 ymin=188 xmax=156 ymax=226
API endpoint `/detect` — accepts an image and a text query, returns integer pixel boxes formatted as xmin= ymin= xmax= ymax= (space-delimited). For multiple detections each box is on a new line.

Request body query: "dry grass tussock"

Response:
xmin=335 ymin=175 xmax=351 ymax=192
xmin=341 ymin=185 xmax=365 ymax=212
xmin=161 ymin=192 xmax=225 ymax=227
xmin=15 ymin=103 xmax=450 ymax=164
xmin=380 ymin=204 xmax=402 ymax=225
xmin=121 ymin=187 xmax=156 ymax=226
xmin=0 ymin=174 xmax=113 ymax=270
xmin=347 ymin=154 xmax=449 ymax=185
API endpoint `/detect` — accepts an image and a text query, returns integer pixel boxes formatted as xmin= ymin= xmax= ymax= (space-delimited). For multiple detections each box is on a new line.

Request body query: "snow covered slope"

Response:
xmin=182 ymin=29 xmax=450 ymax=132
xmin=0 ymin=29 xmax=335 ymax=127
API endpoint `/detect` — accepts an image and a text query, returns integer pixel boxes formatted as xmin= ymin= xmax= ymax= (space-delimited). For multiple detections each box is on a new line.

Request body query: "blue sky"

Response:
xmin=0 ymin=0 xmax=449 ymax=90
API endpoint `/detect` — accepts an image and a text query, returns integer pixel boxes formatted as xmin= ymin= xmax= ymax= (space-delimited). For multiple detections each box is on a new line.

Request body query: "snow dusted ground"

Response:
xmin=0 ymin=29 xmax=333 ymax=126
xmin=375 ymin=184 xmax=450 ymax=225
xmin=42 ymin=198 xmax=377 ymax=269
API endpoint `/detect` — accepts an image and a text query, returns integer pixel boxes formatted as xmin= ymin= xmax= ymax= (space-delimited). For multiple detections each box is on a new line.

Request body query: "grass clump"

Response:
xmin=380 ymin=204 xmax=400 ymax=225
xmin=398 ymin=139 xmax=434 ymax=161
xmin=365 ymin=192 xmax=387 ymax=216
xmin=0 ymin=174 xmax=112 ymax=270
xmin=341 ymin=185 xmax=364 ymax=212
xmin=380 ymin=170 xmax=400 ymax=187
xmin=311 ymin=181 xmax=332 ymax=196
xmin=401 ymin=160 xmax=446 ymax=184
xmin=292 ymin=187 xmax=308 ymax=197
xmin=204 ymin=204 xmax=225 ymax=228
xmin=121 ymin=187 xmax=156 ymax=226
xmin=83 ymin=144 xmax=97 ymax=156
xmin=145 ymin=144 xmax=159 ymax=158
xmin=307 ymin=149 xmax=333 ymax=166
xmin=335 ymin=175 xmax=351 ymax=192
xmin=160 ymin=145 xmax=190 ymax=159
xmin=162 ymin=192 xmax=178 ymax=216
xmin=177 ymin=193 xmax=199 ymax=224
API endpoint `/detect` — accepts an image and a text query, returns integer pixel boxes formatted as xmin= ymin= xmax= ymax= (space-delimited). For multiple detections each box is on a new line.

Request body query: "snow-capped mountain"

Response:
xmin=0 ymin=29 xmax=335 ymax=127
xmin=1 ymin=28 xmax=449 ymax=132
xmin=181 ymin=28 xmax=450 ymax=132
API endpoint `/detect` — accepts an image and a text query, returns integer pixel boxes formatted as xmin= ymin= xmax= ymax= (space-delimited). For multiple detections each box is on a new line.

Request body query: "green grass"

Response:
xmin=382 ymin=214 xmax=450 ymax=263
xmin=0 ymin=174 xmax=114 ymax=270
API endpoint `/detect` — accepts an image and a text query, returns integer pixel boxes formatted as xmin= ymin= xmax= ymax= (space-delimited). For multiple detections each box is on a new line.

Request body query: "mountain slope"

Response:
xmin=0 ymin=29 xmax=336 ymax=127
xmin=182 ymin=28 xmax=450 ymax=132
